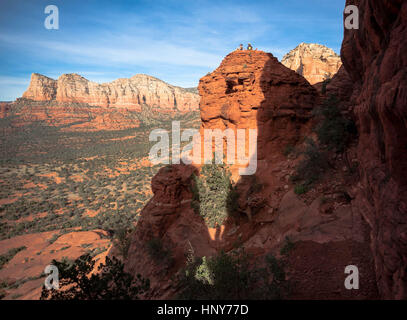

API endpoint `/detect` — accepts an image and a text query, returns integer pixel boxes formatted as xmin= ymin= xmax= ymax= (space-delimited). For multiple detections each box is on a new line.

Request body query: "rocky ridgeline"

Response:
xmin=22 ymin=73 xmax=200 ymax=112
xmin=282 ymin=43 xmax=342 ymax=85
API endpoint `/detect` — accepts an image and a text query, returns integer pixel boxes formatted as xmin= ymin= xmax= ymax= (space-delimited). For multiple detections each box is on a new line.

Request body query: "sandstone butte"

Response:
xmin=122 ymin=0 xmax=407 ymax=300
xmin=282 ymin=42 xmax=342 ymax=85
xmin=22 ymin=73 xmax=200 ymax=113
xmin=1 ymin=73 xmax=200 ymax=132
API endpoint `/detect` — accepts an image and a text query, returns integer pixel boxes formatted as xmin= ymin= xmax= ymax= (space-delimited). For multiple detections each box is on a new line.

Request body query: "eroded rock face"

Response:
xmin=124 ymin=165 xmax=217 ymax=298
xmin=1 ymin=99 xmax=140 ymax=132
xmin=313 ymin=65 xmax=354 ymax=103
xmin=198 ymin=50 xmax=321 ymax=233
xmin=23 ymin=73 xmax=199 ymax=112
xmin=121 ymin=48 xmax=382 ymax=299
xmin=340 ymin=0 xmax=407 ymax=299
xmin=0 ymin=102 xmax=11 ymax=118
xmin=282 ymin=43 xmax=342 ymax=85
xmin=199 ymin=50 xmax=318 ymax=182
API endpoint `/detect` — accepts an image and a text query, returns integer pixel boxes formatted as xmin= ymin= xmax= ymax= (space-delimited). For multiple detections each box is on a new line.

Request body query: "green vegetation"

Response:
xmin=290 ymin=96 xmax=357 ymax=194
xmin=40 ymin=253 xmax=149 ymax=300
xmin=0 ymin=280 xmax=7 ymax=299
xmin=283 ymin=143 xmax=296 ymax=157
xmin=320 ymin=196 xmax=328 ymax=204
xmin=0 ymin=246 xmax=26 ymax=270
xmin=146 ymin=237 xmax=173 ymax=267
xmin=291 ymin=138 xmax=328 ymax=191
xmin=280 ymin=236 xmax=295 ymax=256
xmin=177 ymin=249 xmax=289 ymax=300
xmin=0 ymin=103 xmax=200 ymax=299
xmin=113 ymin=228 xmax=133 ymax=259
xmin=321 ymin=78 xmax=331 ymax=95
xmin=85 ymin=246 xmax=108 ymax=258
xmin=314 ymin=95 xmax=357 ymax=152
xmin=294 ymin=184 xmax=308 ymax=195
xmin=0 ymin=109 xmax=200 ymax=241
xmin=191 ymin=164 xmax=236 ymax=227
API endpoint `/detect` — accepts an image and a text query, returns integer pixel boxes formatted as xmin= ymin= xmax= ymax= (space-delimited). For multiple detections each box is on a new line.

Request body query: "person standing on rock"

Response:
xmin=238 ymin=44 xmax=243 ymax=51
xmin=247 ymin=43 xmax=253 ymax=50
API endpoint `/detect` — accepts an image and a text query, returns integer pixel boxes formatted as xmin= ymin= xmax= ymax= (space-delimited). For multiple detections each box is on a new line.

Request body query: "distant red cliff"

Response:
xmin=22 ymin=73 xmax=200 ymax=113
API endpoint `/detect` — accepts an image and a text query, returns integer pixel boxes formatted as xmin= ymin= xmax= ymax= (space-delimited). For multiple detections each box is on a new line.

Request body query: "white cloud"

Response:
xmin=0 ymin=76 xmax=30 ymax=101
xmin=0 ymin=33 xmax=223 ymax=69
xmin=0 ymin=76 xmax=30 ymax=86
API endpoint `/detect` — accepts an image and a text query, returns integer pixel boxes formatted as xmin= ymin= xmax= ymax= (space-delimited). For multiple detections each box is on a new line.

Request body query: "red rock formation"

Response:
xmin=123 ymin=165 xmax=217 ymax=298
xmin=124 ymin=50 xmax=380 ymax=299
xmin=199 ymin=50 xmax=318 ymax=181
xmin=23 ymin=73 xmax=199 ymax=112
xmin=340 ymin=0 xmax=407 ymax=299
xmin=22 ymin=74 xmax=57 ymax=101
xmin=0 ymin=102 xmax=11 ymax=118
xmin=3 ymin=100 xmax=140 ymax=132
xmin=313 ymin=66 xmax=354 ymax=103
xmin=282 ymin=43 xmax=342 ymax=85
xmin=6 ymin=72 xmax=199 ymax=132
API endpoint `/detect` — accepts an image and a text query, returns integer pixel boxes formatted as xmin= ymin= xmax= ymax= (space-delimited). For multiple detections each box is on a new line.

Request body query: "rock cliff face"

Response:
xmin=22 ymin=73 xmax=200 ymax=112
xmin=124 ymin=50 xmax=378 ymax=299
xmin=123 ymin=165 xmax=218 ymax=298
xmin=122 ymin=1 xmax=407 ymax=300
xmin=3 ymin=100 xmax=140 ymax=132
xmin=340 ymin=0 xmax=407 ymax=299
xmin=199 ymin=50 xmax=318 ymax=179
xmin=282 ymin=43 xmax=342 ymax=85
xmin=0 ymin=102 xmax=11 ymax=118
xmin=314 ymin=65 xmax=354 ymax=103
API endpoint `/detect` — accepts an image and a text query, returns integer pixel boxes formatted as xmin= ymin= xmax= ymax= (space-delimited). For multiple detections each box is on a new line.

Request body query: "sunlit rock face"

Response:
xmin=198 ymin=49 xmax=318 ymax=178
xmin=23 ymin=73 xmax=200 ymax=112
xmin=282 ymin=43 xmax=342 ymax=85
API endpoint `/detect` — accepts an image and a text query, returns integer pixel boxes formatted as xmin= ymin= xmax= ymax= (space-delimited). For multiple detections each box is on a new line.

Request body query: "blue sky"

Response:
xmin=0 ymin=0 xmax=345 ymax=101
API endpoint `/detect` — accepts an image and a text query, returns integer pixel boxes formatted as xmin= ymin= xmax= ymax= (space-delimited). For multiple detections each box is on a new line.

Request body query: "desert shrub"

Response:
xmin=283 ymin=143 xmax=296 ymax=157
xmin=246 ymin=174 xmax=263 ymax=195
xmin=280 ymin=236 xmax=295 ymax=256
xmin=0 ymin=280 xmax=7 ymax=299
xmin=191 ymin=164 xmax=235 ymax=227
xmin=113 ymin=227 xmax=133 ymax=259
xmin=321 ymin=78 xmax=331 ymax=94
xmin=291 ymin=138 xmax=328 ymax=188
xmin=0 ymin=246 xmax=27 ymax=270
xmin=48 ymin=232 xmax=61 ymax=244
xmin=226 ymin=185 xmax=240 ymax=216
xmin=146 ymin=237 xmax=173 ymax=266
xmin=294 ymin=184 xmax=308 ymax=195
xmin=86 ymin=246 xmax=108 ymax=258
xmin=314 ymin=95 xmax=356 ymax=152
xmin=40 ymin=253 xmax=149 ymax=300
xmin=177 ymin=249 xmax=289 ymax=300
xmin=320 ymin=196 xmax=328 ymax=204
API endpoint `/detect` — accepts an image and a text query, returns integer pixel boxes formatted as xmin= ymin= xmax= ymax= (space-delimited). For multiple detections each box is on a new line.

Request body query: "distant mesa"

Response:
xmin=281 ymin=43 xmax=342 ymax=85
xmin=22 ymin=73 xmax=200 ymax=113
